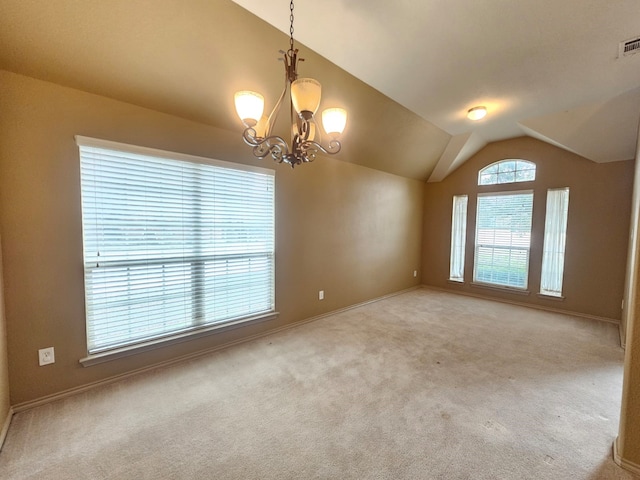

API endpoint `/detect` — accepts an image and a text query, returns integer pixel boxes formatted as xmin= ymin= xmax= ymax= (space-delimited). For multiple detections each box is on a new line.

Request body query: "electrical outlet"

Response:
xmin=413 ymin=270 xmax=418 ymax=277
xmin=38 ymin=347 xmax=55 ymax=366
xmin=319 ymin=290 xmax=324 ymax=300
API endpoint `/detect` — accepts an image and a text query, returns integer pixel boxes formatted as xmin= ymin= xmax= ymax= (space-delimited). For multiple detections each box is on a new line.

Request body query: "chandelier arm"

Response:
xmin=266 ymin=72 xmax=290 ymax=138
xmin=242 ymin=127 xmax=290 ymax=163
xmin=302 ymin=138 xmax=342 ymax=156
xmin=241 ymin=126 xmax=262 ymax=147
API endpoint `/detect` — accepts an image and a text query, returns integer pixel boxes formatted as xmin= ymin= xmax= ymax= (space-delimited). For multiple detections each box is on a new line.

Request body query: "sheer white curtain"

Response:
xmin=541 ymin=188 xmax=570 ymax=296
xmin=449 ymin=195 xmax=468 ymax=282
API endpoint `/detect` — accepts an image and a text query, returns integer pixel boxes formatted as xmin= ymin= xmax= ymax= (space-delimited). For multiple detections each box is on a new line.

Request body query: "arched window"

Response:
xmin=478 ymin=159 xmax=536 ymax=185
xmin=450 ymin=157 xmax=568 ymax=296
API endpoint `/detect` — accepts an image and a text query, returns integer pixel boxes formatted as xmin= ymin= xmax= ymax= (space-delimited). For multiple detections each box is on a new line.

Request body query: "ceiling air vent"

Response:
xmin=619 ymin=36 xmax=640 ymax=57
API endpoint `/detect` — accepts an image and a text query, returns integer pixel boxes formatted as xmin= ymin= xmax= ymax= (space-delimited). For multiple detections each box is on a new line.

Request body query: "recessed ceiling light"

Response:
xmin=467 ymin=106 xmax=487 ymax=121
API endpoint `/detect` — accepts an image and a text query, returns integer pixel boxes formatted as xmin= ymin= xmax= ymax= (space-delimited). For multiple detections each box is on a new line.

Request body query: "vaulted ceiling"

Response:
xmin=1 ymin=0 xmax=639 ymax=180
xmin=233 ymin=0 xmax=640 ymax=180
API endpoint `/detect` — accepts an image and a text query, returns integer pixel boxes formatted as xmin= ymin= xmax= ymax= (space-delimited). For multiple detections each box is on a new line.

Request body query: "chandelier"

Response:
xmin=234 ymin=1 xmax=347 ymax=168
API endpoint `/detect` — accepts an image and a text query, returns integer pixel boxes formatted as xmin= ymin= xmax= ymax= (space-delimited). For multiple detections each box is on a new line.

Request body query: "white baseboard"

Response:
xmin=0 ymin=407 xmax=14 ymax=451
xmin=13 ymin=286 xmax=420 ymax=413
xmin=613 ymin=437 xmax=640 ymax=475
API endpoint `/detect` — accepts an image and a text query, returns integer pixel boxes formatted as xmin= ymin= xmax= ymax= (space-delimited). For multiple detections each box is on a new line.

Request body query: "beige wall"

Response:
xmin=0 ymin=70 xmax=424 ymax=405
xmin=0 ymin=235 xmax=10 ymax=430
xmin=621 ymin=128 xmax=640 ymax=345
xmin=422 ymin=137 xmax=634 ymax=320
xmin=617 ymin=120 xmax=640 ymax=470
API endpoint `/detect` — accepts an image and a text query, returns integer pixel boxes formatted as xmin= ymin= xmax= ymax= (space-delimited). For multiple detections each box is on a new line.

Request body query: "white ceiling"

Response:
xmin=233 ymin=0 xmax=640 ymax=179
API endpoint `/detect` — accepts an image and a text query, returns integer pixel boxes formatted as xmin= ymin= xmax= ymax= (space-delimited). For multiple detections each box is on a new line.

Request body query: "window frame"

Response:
xmin=76 ymin=136 xmax=278 ymax=366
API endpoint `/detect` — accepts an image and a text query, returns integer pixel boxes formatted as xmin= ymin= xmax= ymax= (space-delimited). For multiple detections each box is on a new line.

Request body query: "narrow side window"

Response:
xmin=541 ymin=188 xmax=570 ymax=297
xmin=449 ymin=195 xmax=468 ymax=282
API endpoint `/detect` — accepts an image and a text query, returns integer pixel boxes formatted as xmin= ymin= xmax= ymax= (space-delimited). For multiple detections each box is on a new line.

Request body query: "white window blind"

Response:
xmin=77 ymin=137 xmax=275 ymax=354
xmin=540 ymin=188 xmax=570 ymax=297
xmin=449 ymin=195 xmax=468 ymax=282
xmin=474 ymin=191 xmax=534 ymax=289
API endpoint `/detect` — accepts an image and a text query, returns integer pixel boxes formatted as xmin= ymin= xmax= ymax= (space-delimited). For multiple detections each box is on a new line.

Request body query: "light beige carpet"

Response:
xmin=0 ymin=288 xmax=637 ymax=479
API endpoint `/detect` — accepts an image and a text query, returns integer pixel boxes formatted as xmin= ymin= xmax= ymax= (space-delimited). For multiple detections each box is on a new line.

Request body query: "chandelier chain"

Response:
xmin=289 ymin=0 xmax=295 ymax=52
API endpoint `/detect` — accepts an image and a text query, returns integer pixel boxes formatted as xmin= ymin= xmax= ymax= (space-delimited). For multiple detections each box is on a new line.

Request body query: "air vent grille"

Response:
xmin=619 ymin=36 xmax=640 ymax=57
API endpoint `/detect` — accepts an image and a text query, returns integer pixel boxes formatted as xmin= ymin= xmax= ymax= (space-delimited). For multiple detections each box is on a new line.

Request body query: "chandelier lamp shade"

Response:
xmin=234 ymin=1 xmax=347 ymax=168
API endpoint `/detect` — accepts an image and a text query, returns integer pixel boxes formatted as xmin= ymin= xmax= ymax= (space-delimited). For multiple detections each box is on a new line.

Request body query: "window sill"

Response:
xmin=471 ymin=282 xmax=530 ymax=296
xmin=448 ymin=279 xmax=465 ymax=285
xmin=79 ymin=311 xmax=279 ymax=367
xmin=537 ymin=293 xmax=565 ymax=301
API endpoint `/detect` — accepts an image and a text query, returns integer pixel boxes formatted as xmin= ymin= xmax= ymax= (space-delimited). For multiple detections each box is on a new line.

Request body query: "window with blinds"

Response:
xmin=474 ymin=191 xmax=534 ymax=289
xmin=77 ymin=137 xmax=275 ymax=354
